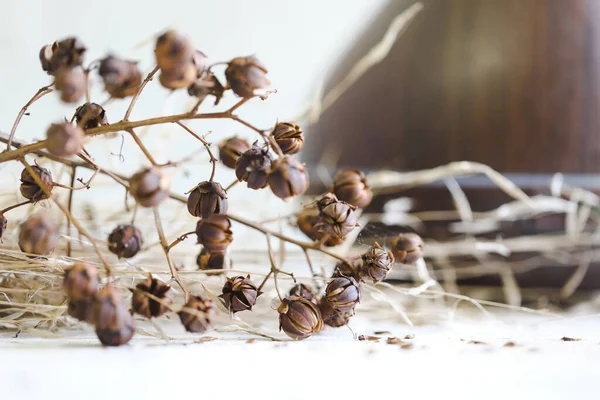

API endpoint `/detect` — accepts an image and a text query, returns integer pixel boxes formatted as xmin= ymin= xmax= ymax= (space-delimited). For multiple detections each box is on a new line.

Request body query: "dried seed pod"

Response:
xmin=287 ymin=283 xmax=317 ymax=303
xmin=325 ymin=276 xmax=361 ymax=313
xmin=178 ymin=294 xmax=216 ymax=333
xmin=332 ymin=257 xmax=362 ymax=279
xmin=270 ymin=122 xmax=304 ymax=154
xmin=235 ymin=142 xmax=273 ymax=189
xmin=330 ymin=169 xmax=373 ymax=209
xmin=18 ymin=214 xmax=59 ymax=256
xmin=391 ymin=233 xmax=424 ymax=265
xmin=218 ymin=137 xmax=251 ymax=169
xmin=192 ymin=50 xmax=208 ymax=76
xmin=359 ymin=243 xmax=395 ymax=283
xmin=296 ymin=209 xmax=343 ymax=247
xmin=63 ymin=262 xmax=99 ymax=301
xmin=155 ymin=30 xmax=195 ymax=72
xmin=93 ymin=286 xmax=135 ymax=346
xmin=131 ymin=274 xmax=173 ymax=319
xmin=158 ymin=63 xmax=197 ymax=90
xmin=20 ymin=165 xmax=53 ymax=202
xmin=129 ymin=167 xmax=171 ymax=208
xmin=67 ymin=299 xmax=96 ymax=323
xmin=188 ymin=73 xmax=225 ymax=105
xmin=196 ymin=248 xmax=225 ymax=270
xmin=74 ymin=102 xmax=108 ymax=129
xmin=54 ymin=67 xmax=86 ymax=103
xmin=318 ymin=296 xmax=352 ymax=328
xmin=0 ymin=213 xmax=7 ymax=240
xmin=316 ymin=193 xmax=340 ymax=213
xmin=107 ymin=224 xmax=143 ymax=259
xmin=39 ymin=45 xmax=55 ymax=73
xmin=219 ymin=275 xmax=262 ymax=313
xmin=225 ymin=56 xmax=270 ymax=98
xmin=319 ymin=201 xmax=357 ymax=239
xmin=39 ymin=37 xmax=86 ymax=74
xmin=98 ymin=56 xmax=143 ymax=98
xmin=195 ymin=215 xmax=233 ymax=252
xmin=278 ymin=296 xmax=323 ymax=340
xmin=268 ymin=156 xmax=310 ymax=200
xmin=46 ymin=122 xmax=84 ymax=157
xmin=186 ymin=181 xmax=228 ymax=218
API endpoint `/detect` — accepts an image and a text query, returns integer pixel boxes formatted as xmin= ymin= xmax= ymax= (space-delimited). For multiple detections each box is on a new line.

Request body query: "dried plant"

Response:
xmin=0 ymin=29 xmax=401 ymax=344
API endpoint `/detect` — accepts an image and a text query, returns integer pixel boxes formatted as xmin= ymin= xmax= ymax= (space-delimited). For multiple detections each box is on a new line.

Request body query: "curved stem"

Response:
xmin=0 ymin=199 xmax=33 ymax=214
xmin=6 ymin=83 xmax=54 ymax=151
xmin=175 ymin=122 xmax=217 ymax=181
xmin=153 ymin=207 xmax=189 ymax=300
xmin=127 ymin=128 xmax=158 ymax=166
xmin=123 ymin=65 xmax=159 ymax=121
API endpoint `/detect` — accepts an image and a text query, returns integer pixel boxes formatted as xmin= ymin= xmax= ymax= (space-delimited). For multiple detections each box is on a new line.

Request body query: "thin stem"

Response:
xmin=175 ymin=122 xmax=217 ymax=181
xmin=0 ymin=199 xmax=33 ymax=214
xmin=66 ymin=166 xmax=76 ymax=257
xmin=123 ymin=65 xmax=159 ymax=121
xmin=20 ymin=160 xmax=112 ymax=275
xmin=153 ymin=207 xmax=189 ymax=300
xmin=6 ymin=83 xmax=54 ymax=151
xmin=127 ymin=128 xmax=158 ymax=166
xmin=265 ymin=234 xmax=283 ymax=301
xmin=257 ymin=270 xmax=273 ymax=293
xmin=228 ymin=98 xmax=249 ymax=113
xmin=166 ymin=230 xmax=196 ymax=251
xmin=303 ymin=248 xmax=323 ymax=291
xmin=225 ymin=179 xmax=239 ymax=192
xmin=53 ymin=182 xmax=90 ymax=191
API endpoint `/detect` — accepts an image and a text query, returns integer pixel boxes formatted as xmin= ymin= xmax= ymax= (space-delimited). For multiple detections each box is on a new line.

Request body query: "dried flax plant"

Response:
xmin=1 ymin=4 xmax=597 ymax=345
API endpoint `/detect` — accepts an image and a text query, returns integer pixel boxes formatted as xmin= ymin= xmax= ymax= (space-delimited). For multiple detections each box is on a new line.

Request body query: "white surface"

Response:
xmin=1 ymin=314 xmax=599 ymax=400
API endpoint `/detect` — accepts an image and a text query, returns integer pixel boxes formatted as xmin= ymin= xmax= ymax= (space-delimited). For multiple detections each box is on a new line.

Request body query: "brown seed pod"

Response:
xmin=225 ymin=56 xmax=270 ymax=98
xmin=192 ymin=50 xmax=208 ymax=76
xmin=332 ymin=257 xmax=362 ymax=279
xmin=131 ymin=274 xmax=173 ymax=319
xmin=195 ymin=215 xmax=233 ymax=253
xmin=287 ymin=283 xmax=317 ymax=303
xmin=107 ymin=224 xmax=143 ymax=259
xmin=278 ymin=296 xmax=323 ymax=340
xmin=319 ymin=201 xmax=357 ymax=239
xmin=20 ymin=165 xmax=53 ymax=202
xmin=54 ymin=67 xmax=86 ymax=103
xmin=325 ymin=276 xmax=361 ymax=313
xmin=235 ymin=142 xmax=273 ymax=189
xmin=63 ymin=262 xmax=99 ymax=301
xmin=330 ymin=169 xmax=373 ymax=209
xmin=92 ymin=286 xmax=135 ymax=346
xmin=129 ymin=167 xmax=171 ymax=208
xmin=178 ymin=294 xmax=216 ymax=333
xmin=359 ymin=243 xmax=395 ymax=283
xmin=296 ymin=209 xmax=344 ymax=247
xmin=196 ymin=248 xmax=225 ymax=270
xmin=46 ymin=122 xmax=84 ymax=157
xmin=318 ymin=296 xmax=352 ymax=328
xmin=316 ymin=193 xmax=339 ymax=213
xmin=158 ymin=63 xmax=198 ymax=90
xmin=155 ymin=30 xmax=195 ymax=73
xmin=0 ymin=213 xmax=7 ymax=240
xmin=188 ymin=73 xmax=225 ymax=105
xmin=67 ymin=299 xmax=96 ymax=324
xmin=186 ymin=181 xmax=228 ymax=218
xmin=219 ymin=275 xmax=262 ymax=313
xmin=39 ymin=37 xmax=86 ymax=74
xmin=270 ymin=122 xmax=304 ymax=154
xmin=391 ymin=233 xmax=424 ymax=265
xmin=74 ymin=102 xmax=108 ymax=129
xmin=268 ymin=156 xmax=310 ymax=200
xmin=98 ymin=56 xmax=143 ymax=98
xmin=18 ymin=214 xmax=59 ymax=256
xmin=218 ymin=137 xmax=251 ymax=169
